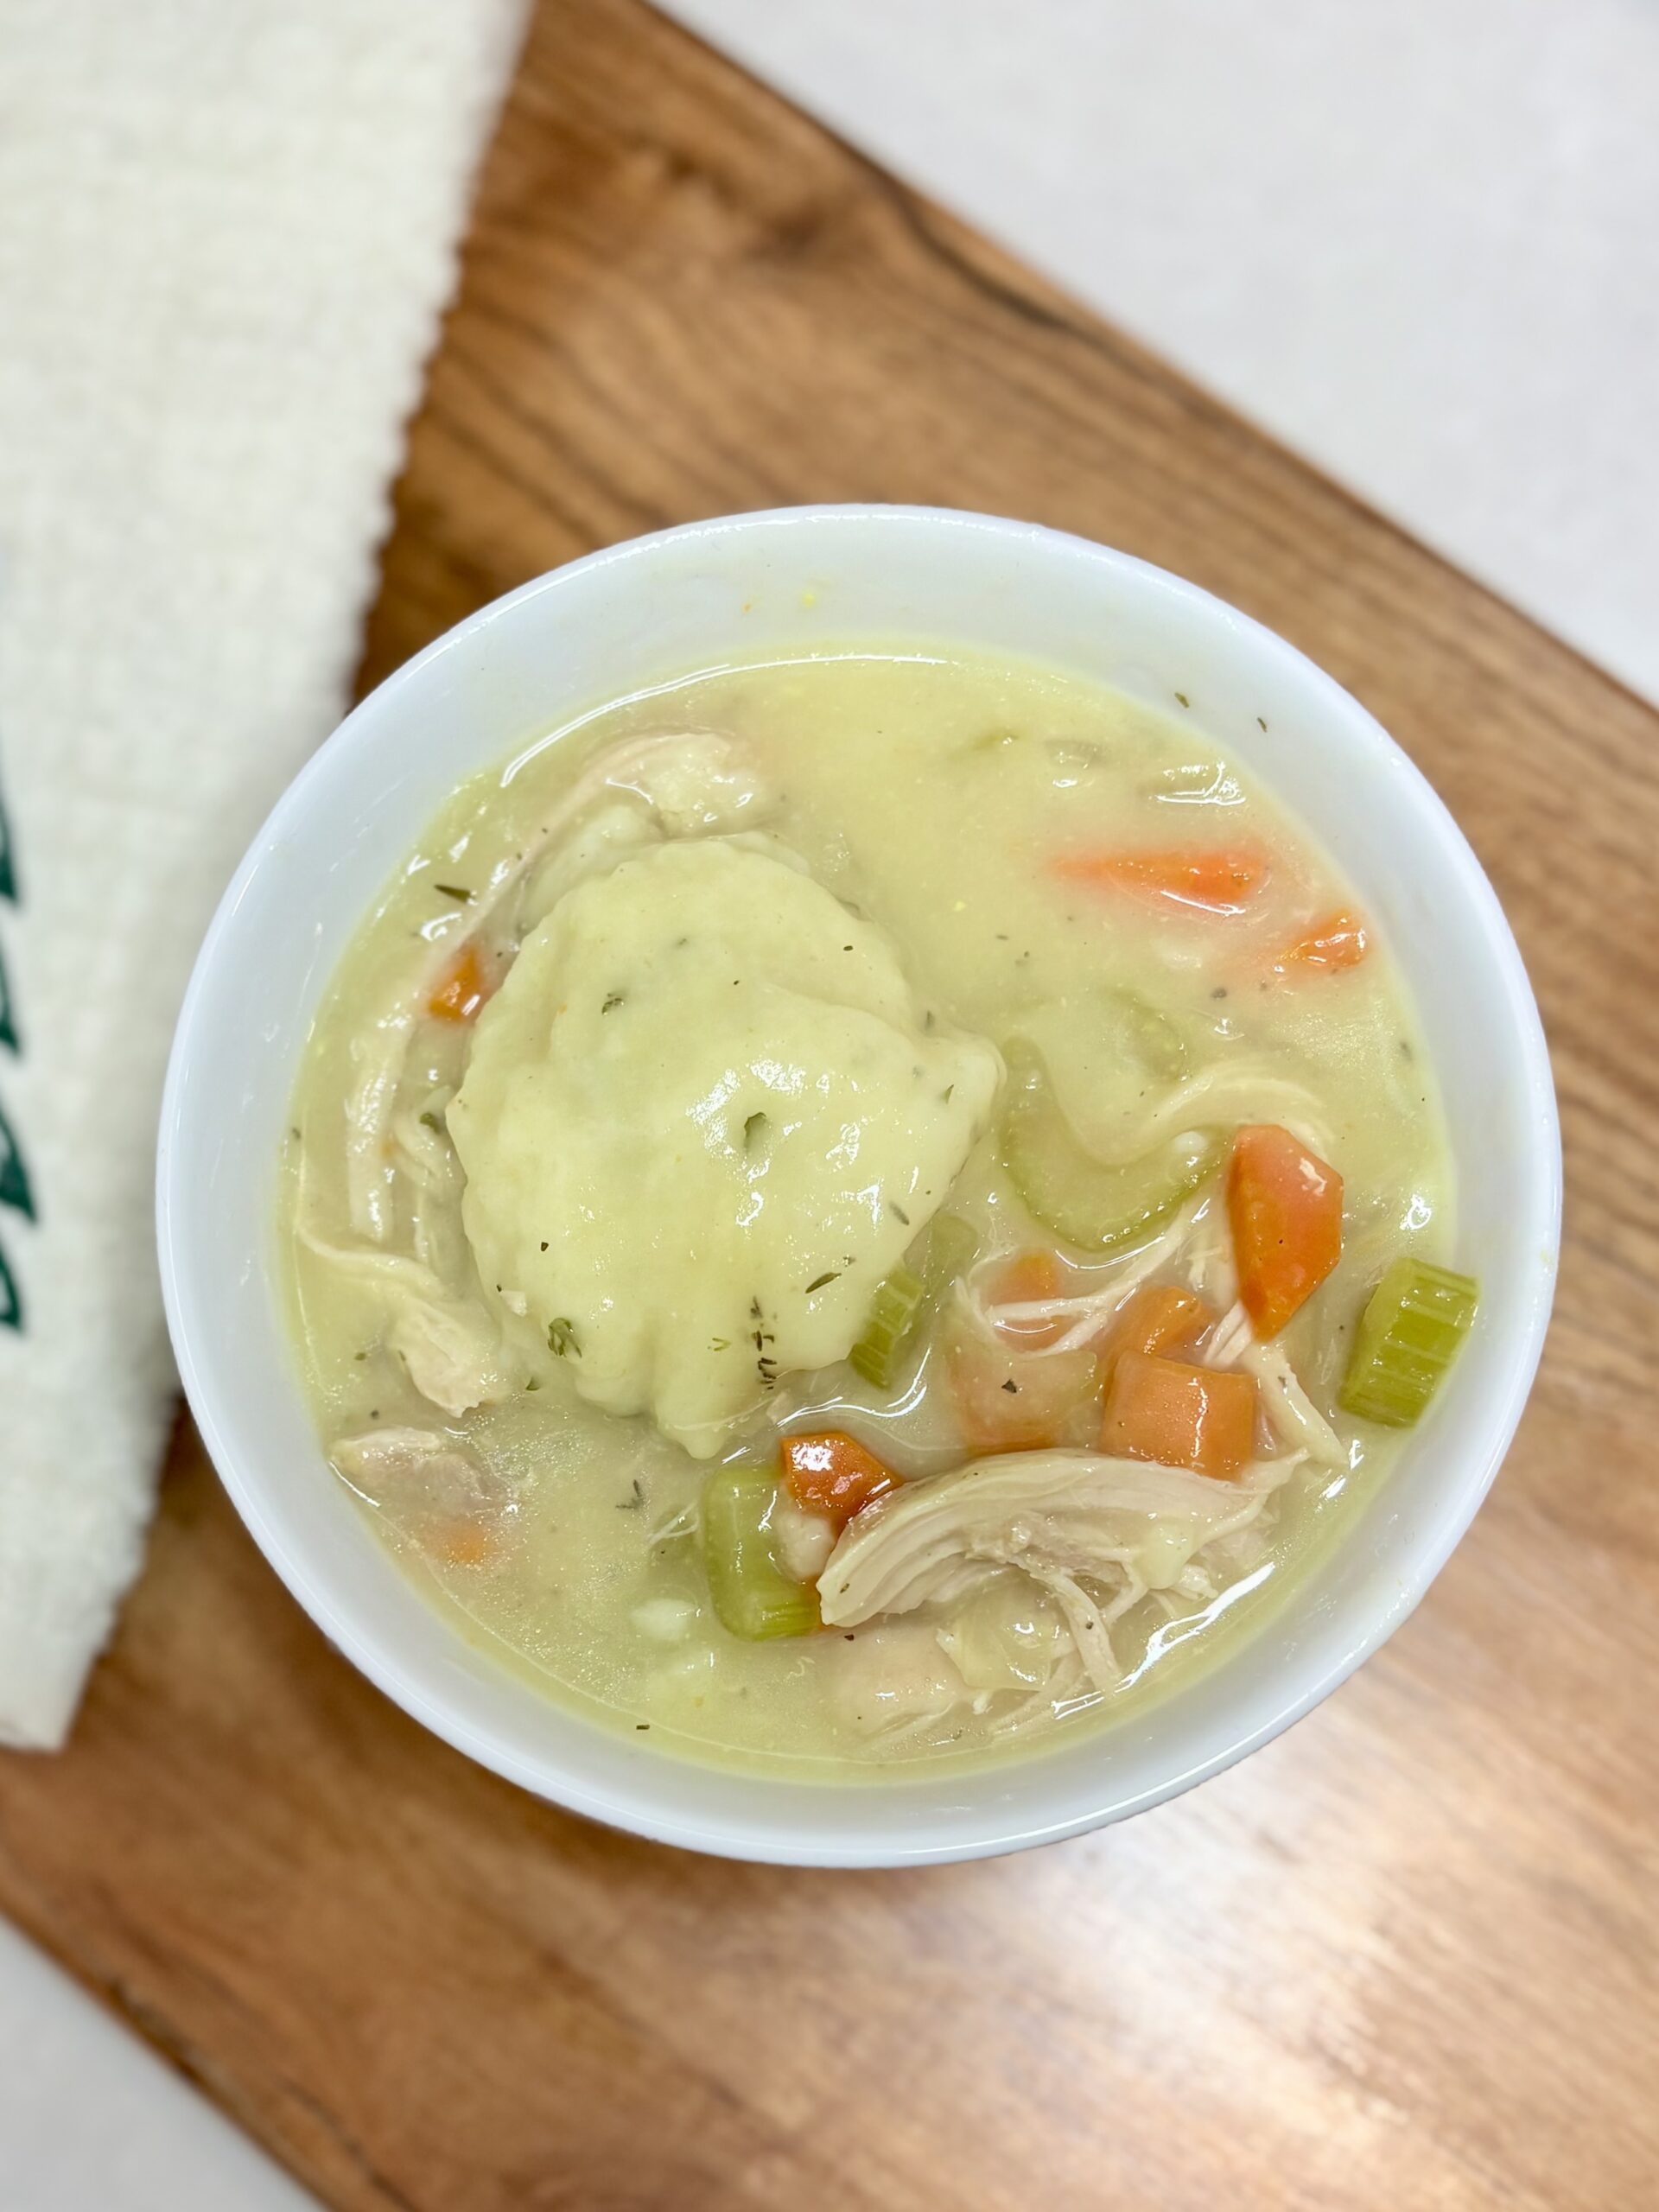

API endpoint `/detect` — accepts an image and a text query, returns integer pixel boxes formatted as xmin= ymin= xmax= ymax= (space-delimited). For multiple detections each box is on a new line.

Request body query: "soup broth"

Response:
xmin=281 ymin=647 xmax=1461 ymax=1775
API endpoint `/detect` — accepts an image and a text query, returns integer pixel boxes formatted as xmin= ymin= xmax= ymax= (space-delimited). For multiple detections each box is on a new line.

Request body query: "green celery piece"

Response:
xmin=849 ymin=1264 xmax=925 ymax=1389
xmin=1105 ymin=986 xmax=1187 ymax=1084
xmin=918 ymin=1210 xmax=980 ymax=1300
xmin=701 ymin=1468 xmax=820 ymax=1640
xmin=1000 ymin=1039 xmax=1216 ymax=1253
xmin=849 ymin=1211 xmax=982 ymax=1390
xmin=1339 ymin=1257 xmax=1478 ymax=1427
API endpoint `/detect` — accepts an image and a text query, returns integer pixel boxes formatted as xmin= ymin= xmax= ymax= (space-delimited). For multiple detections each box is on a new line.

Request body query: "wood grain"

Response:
xmin=3 ymin=3 xmax=1656 ymax=2205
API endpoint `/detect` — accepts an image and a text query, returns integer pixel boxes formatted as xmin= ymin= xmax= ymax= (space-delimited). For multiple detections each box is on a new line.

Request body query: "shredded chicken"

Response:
xmin=330 ymin=1425 xmax=481 ymax=1499
xmin=344 ymin=1017 xmax=413 ymax=1242
xmin=988 ymin=1650 xmax=1091 ymax=1737
xmin=1137 ymin=1063 xmax=1332 ymax=1159
xmin=1242 ymin=1339 xmax=1347 ymax=1466
xmin=818 ymin=1450 xmax=1294 ymax=1694
xmin=1185 ymin=1207 xmax=1347 ymax=1466
xmin=329 ymin=1424 xmax=513 ymax=1567
xmin=1202 ymin=1296 xmax=1255 ymax=1370
xmin=298 ymin=1222 xmax=514 ymax=1416
xmin=391 ymin=1091 xmax=460 ymax=1195
xmin=969 ymin=1200 xmax=1205 ymax=1356
xmin=826 ymin=1618 xmax=973 ymax=1746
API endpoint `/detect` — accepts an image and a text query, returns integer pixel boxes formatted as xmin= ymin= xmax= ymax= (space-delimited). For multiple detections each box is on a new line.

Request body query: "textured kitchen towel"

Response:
xmin=0 ymin=0 xmax=524 ymax=1747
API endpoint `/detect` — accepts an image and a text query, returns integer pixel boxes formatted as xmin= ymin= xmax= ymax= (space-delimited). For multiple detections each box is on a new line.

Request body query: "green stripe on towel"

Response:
xmin=0 ymin=1098 xmax=33 ymax=1220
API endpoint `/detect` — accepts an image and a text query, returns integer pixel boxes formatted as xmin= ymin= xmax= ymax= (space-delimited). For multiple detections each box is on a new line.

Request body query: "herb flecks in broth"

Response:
xmin=282 ymin=647 xmax=1465 ymax=1777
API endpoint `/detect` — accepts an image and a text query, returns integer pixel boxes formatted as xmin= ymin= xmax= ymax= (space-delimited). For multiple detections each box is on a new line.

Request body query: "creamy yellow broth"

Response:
xmin=280 ymin=646 xmax=1452 ymax=1776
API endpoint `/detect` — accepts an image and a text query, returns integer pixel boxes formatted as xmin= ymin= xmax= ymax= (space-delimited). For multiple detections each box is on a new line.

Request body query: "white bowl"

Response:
xmin=157 ymin=506 xmax=1560 ymax=1866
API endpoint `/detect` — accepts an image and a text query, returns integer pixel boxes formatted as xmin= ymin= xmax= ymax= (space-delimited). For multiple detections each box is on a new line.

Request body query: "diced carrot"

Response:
xmin=1097 ymin=1282 xmax=1212 ymax=1389
xmin=1271 ymin=910 xmax=1370 ymax=975
xmin=428 ymin=941 xmax=496 ymax=1023
xmin=1051 ymin=846 xmax=1272 ymax=915
xmin=949 ymin=1330 xmax=1100 ymax=1454
xmin=1100 ymin=1351 xmax=1257 ymax=1479
xmin=429 ymin=1519 xmax=497 ymax=1567
xmin=780 ymin=1432 xmax=900 ymax=1529
xmin=984 ymin=1249 xmax=1069 ymax=1347
xmin=1227 ymin=1123 xmax=1344 ymax=1339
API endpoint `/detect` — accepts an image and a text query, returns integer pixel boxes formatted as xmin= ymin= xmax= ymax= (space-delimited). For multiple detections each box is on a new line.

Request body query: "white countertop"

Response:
xmin=3 ymin=3 xmax=1651 ymax=2205
xmin=666 ymin=0 xmax=1659 ymax=707
xmin=0 ymin=1920 xmax=315 ymax=2211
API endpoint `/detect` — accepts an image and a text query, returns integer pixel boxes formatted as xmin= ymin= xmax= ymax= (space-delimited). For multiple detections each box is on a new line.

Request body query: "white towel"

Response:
xmin=0 ymin=0 xmax=524 ymax=1747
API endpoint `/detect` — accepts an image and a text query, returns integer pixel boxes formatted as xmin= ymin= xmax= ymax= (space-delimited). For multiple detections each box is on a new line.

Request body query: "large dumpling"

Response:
xmin=448 ymin=836 xmax=1001 ymax=1455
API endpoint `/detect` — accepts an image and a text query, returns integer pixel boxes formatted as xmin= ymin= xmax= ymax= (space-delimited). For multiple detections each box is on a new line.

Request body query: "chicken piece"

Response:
xmin=298 ymin=1224 xmax=514 ymax=1416
xmin=610 ymin=730 xmax=772 ymax=836
xmin=817 ymin=1449 xmax=1287 ymax=1692
xmin=825 ymin=1619 xmax=971 ymax=1745
xmin=330 ymin=1426 xmax=510 ymax=1567
xmin=331 ymin=1425 xmax=480 ymax=1501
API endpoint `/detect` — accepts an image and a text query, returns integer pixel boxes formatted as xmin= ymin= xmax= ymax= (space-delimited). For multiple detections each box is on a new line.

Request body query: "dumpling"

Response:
xmin=448 ymin=836 xmax=1001 ymax=1455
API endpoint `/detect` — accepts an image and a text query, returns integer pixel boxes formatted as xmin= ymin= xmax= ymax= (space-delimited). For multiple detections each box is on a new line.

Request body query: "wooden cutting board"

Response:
xmin=3 ymin=4 xmax=1655 ymax=2205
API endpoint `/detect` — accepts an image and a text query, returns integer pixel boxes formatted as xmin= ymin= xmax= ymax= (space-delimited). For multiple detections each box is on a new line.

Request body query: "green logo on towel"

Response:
xmin=0 ymin=765 xmax=23 ymax=1330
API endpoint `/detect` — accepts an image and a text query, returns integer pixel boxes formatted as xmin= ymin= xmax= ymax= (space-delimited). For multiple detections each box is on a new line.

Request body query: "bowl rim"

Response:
xmin=157 ymin=502 xmax=1562 ymax=1866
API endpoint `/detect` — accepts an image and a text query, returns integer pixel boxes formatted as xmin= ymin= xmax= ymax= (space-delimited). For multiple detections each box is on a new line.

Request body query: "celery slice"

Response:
xmin=1000 ymin=1040 xmax=1217 ymax=1253
xmin=1007 ymin=988 xmax=1187 ymax=1141
xmin=700 ymin=1469 xmax=820 ymax=1640
xmin=849 ymin=1211 xmax=981 ymax=1390
xmin=919 ymin=1211 xmax=980 ymax=1300
xmin=849 ymin=1264 xmax=925 ymax=1389
xmin=1339 ymin=1258 xmax=1478 ymax=1427
xmin=1109 ymin=987 xmax=1188 ymax=1085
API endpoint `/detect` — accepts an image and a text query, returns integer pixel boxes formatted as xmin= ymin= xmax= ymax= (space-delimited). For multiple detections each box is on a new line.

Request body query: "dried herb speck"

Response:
xmin=418 ymin=1109 xmax=443 ymax=1134
xmin=547 ymin=1317 xmax=580 ymax=1359
xmin=601 ymin=992 xmax=625 ymax=1014
xmin=749 ymin=1296 xmax=778 ymax=1388
xmin=434 ymin=883 xmax=474 ymax=904
xmin=616 ymin=1478 xmax=645 ymax=1512
xmin=804 ymin=1271 xmax=839 ymax=1294
xmin=889 ymin=1201 xmax=911 ymax=1226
